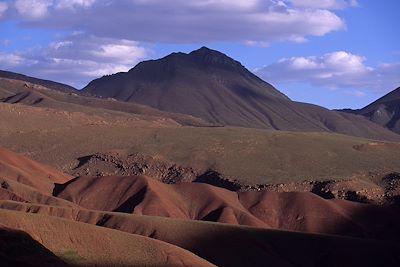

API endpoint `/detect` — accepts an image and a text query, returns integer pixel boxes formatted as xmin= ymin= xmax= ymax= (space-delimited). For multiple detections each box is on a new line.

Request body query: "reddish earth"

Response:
xmin=0 ymin=208 xmax=215 ymax=267
xmin=1 ymin=201 xmax=399 ymax=267
xmin=0 ymin=226 xmax=69 ymax=267
xmin=0 ymin=147 xmax=71 ymax=194
xmin=54 ymin=175 xmax=400 ymax=240
xmin=0 ymin=147 xmax=399 ymax=266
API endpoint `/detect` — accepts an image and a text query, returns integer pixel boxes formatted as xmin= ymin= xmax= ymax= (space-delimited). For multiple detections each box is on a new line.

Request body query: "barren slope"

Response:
xmin=83 ymin=47 xmax=400 ymax=141
xmin=54 ymin=175 xmax=400 ymax=240
xmin=1 ymin=201 xmax=399 ymax=267
xmin=342 ymin=87 xmax=400 ymax=134
xmin=0 ymin=226 xmax=69 ymax=267
xmin=0 ymin=77 xmax=209 ymax=127
xmin=0 ymin=209 xmax=214 ymax=267
xmin=0 ymin=147 xmax=71 ymax=193
xmin=1 ymin=103 xmax=400 ymax=186
xmin=0 ymin=70 xmax=76 ymax=94
xmin=0 ymin=149 xmax=399 ymax=267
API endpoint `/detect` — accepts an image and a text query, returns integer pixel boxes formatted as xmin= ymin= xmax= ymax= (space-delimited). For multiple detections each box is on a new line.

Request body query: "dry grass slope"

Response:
xmin=1 ymin=103 xmax=400 ymax=185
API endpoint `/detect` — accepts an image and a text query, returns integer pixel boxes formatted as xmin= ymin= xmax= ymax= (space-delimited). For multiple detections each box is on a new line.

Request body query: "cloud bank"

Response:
xmin=0 ymin=0 xmax=362 ymax=87
xmin=255 ymin=51 xmax=400 ymax=94
xmin=6 ymin=0 xmax=347 ymax=43
xmin=1 ymin=34 xmax=149 ymax=88
xmin=0 ymin=1 xmax=7 ymax=18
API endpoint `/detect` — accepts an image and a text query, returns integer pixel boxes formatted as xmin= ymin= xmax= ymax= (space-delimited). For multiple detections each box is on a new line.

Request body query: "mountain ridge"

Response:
xmin=83 ymin=47 xmax=400 ymax=141
xmin=340 ymin=87 xmax=400 ymax=134
xmin=0 ymin=70 xmax=77 ymax=94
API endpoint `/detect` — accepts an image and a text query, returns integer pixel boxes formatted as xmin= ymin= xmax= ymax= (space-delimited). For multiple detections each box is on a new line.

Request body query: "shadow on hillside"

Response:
xmin=0 ymin=228 xmax=69 ymax=267
xmin=52 ymin=177 xmax=80 ymax=196
xmin=178 ymin=203 xmax=399 ymax=267
xmin=194 ymin=170 xmax=241 ymax=191
xmin=181 ymin=221 xmax=400 ymax=267
xmin=161 ymin=203 xmax=400 ymax=267
xmin=47 ymin=173 xmax=400 ymax=267
xmin=98 ymin=203 xmax=400 ymax=267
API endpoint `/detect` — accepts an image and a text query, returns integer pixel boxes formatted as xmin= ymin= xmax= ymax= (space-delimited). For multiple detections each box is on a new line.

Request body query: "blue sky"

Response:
xmin=0 ymin=0 xmax=399 ymax=109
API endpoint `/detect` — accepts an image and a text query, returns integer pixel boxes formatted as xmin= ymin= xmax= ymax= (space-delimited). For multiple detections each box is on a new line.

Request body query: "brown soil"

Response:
xmin=0 ymin=147 xmax=72 ymax=194
xmin=1 ymin=201 xmax=399 ymax=267
xmin=53 ymin=175 xmax=400 ymax=240
xmin=0 ymin=225 xmax=69 ymax=267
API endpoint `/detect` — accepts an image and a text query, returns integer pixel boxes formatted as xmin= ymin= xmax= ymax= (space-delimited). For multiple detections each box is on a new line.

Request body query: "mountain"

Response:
xmin=0 ymin=74 xmax=209 ymax=127
xmin=341 ymin=87 xmax=400 ymax=134
xmin=0 ymin=70 xmax=77 ymax=94
xmin=83 ymin=47 xmax=400 ymax=141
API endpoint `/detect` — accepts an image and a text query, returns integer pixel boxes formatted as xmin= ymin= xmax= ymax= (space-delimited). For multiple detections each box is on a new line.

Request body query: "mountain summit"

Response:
xmin=83 ymin=47 xmax=399 ymax=141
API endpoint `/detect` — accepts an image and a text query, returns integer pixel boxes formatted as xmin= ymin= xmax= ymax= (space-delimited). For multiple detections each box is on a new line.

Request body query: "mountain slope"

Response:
xmin=2 ymin=104 xmax=400 ymax=185
xmin=342 ymin=87 xmax=400 ymax=134
xmin=83 ymin=47 xmax=400 ymax=141
xmin=0 ymin=76 xmax=209 ymax=127
xmin=0 ymin=70 xmax=77 ymax=94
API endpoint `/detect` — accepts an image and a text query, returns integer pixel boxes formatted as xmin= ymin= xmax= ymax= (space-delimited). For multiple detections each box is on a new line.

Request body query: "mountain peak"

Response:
xmin=190 ymin=46 xmax=216 ymax=54
xmin=188 ymin=47 xmax=242 ymax=68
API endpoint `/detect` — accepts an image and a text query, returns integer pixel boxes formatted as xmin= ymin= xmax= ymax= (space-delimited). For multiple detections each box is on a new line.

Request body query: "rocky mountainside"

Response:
xmin=0 ymin=76 xmax=209 ymax=127
xmin=0 ymin=70 xmax=77 ymax=94
xmin=341 ymin=87 xmax=400 ymax=134
xmin=83 ymin=47 xmax=400 ymax=141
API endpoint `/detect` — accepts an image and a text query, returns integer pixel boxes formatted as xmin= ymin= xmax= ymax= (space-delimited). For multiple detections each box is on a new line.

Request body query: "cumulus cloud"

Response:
xmin=13 ymin=0 xmax=97 ymax=20
xmin=290 ymin=0 xmax=358 ymax=10
xmin=55 ymin=0 xmax=96 ymax=10
xmin=0 ymin=1 xmax=7 ymax=18
xmin=255 ymin=51 xmax=400 ymax=92
xmin=14 ymin=0 xmax=53 ymax=20
xmin=0 ymin=0 xmax=361 ymax=88
xmin=346 ymin=90 xmax=366 ymax=98
xmin=6 ymin=0 xmax=348 ymax=44
xmin=0 ymin=52 xmax=37 ymax=66
xmin=2 ymin=34 xmax=149 ymax=88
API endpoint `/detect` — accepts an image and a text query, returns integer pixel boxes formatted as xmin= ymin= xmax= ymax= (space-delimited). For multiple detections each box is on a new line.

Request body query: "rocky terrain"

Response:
xmin=341 ymin=86 xmax=400 ymax=134
xmin=69 ymin=151 xmax=400 ymax=206
xmin=0 ymin=70 xmax=77 ymax=94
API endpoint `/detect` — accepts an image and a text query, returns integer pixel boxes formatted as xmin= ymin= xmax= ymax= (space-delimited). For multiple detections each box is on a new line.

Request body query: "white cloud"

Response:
xmin=255 ymin=51 xmax=400 ymax=92
xmin=7 ymin=0 xmax=348 ymax=44
xmin=1 ymin=34 xmax=149 ymax=88
xmin=346 ymin=90 xmax=366 ymax=98
xmin=13 ymin=0 xmax=97 ymax=20
xmin=0 ymin=39 xmax=11 ymax=46
xmin=289 ymin=0 xmax=358 ymax=10
xmin=1 ymin=0 xmax=361 ymax=89
xmin=0 ymin=52 xmax=37 ymax=66
xmin=91 ymin=40 xmax=147 ymax=65
xmin=0 ymin=2 xmax=7 ymax=18
xmin=190 ymin=0 xmax=261 ymax=11
xmin=15 ymin=0 xmax=53 ymax=20
xmin=55 ymin=0 xmax=96 ymax=10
